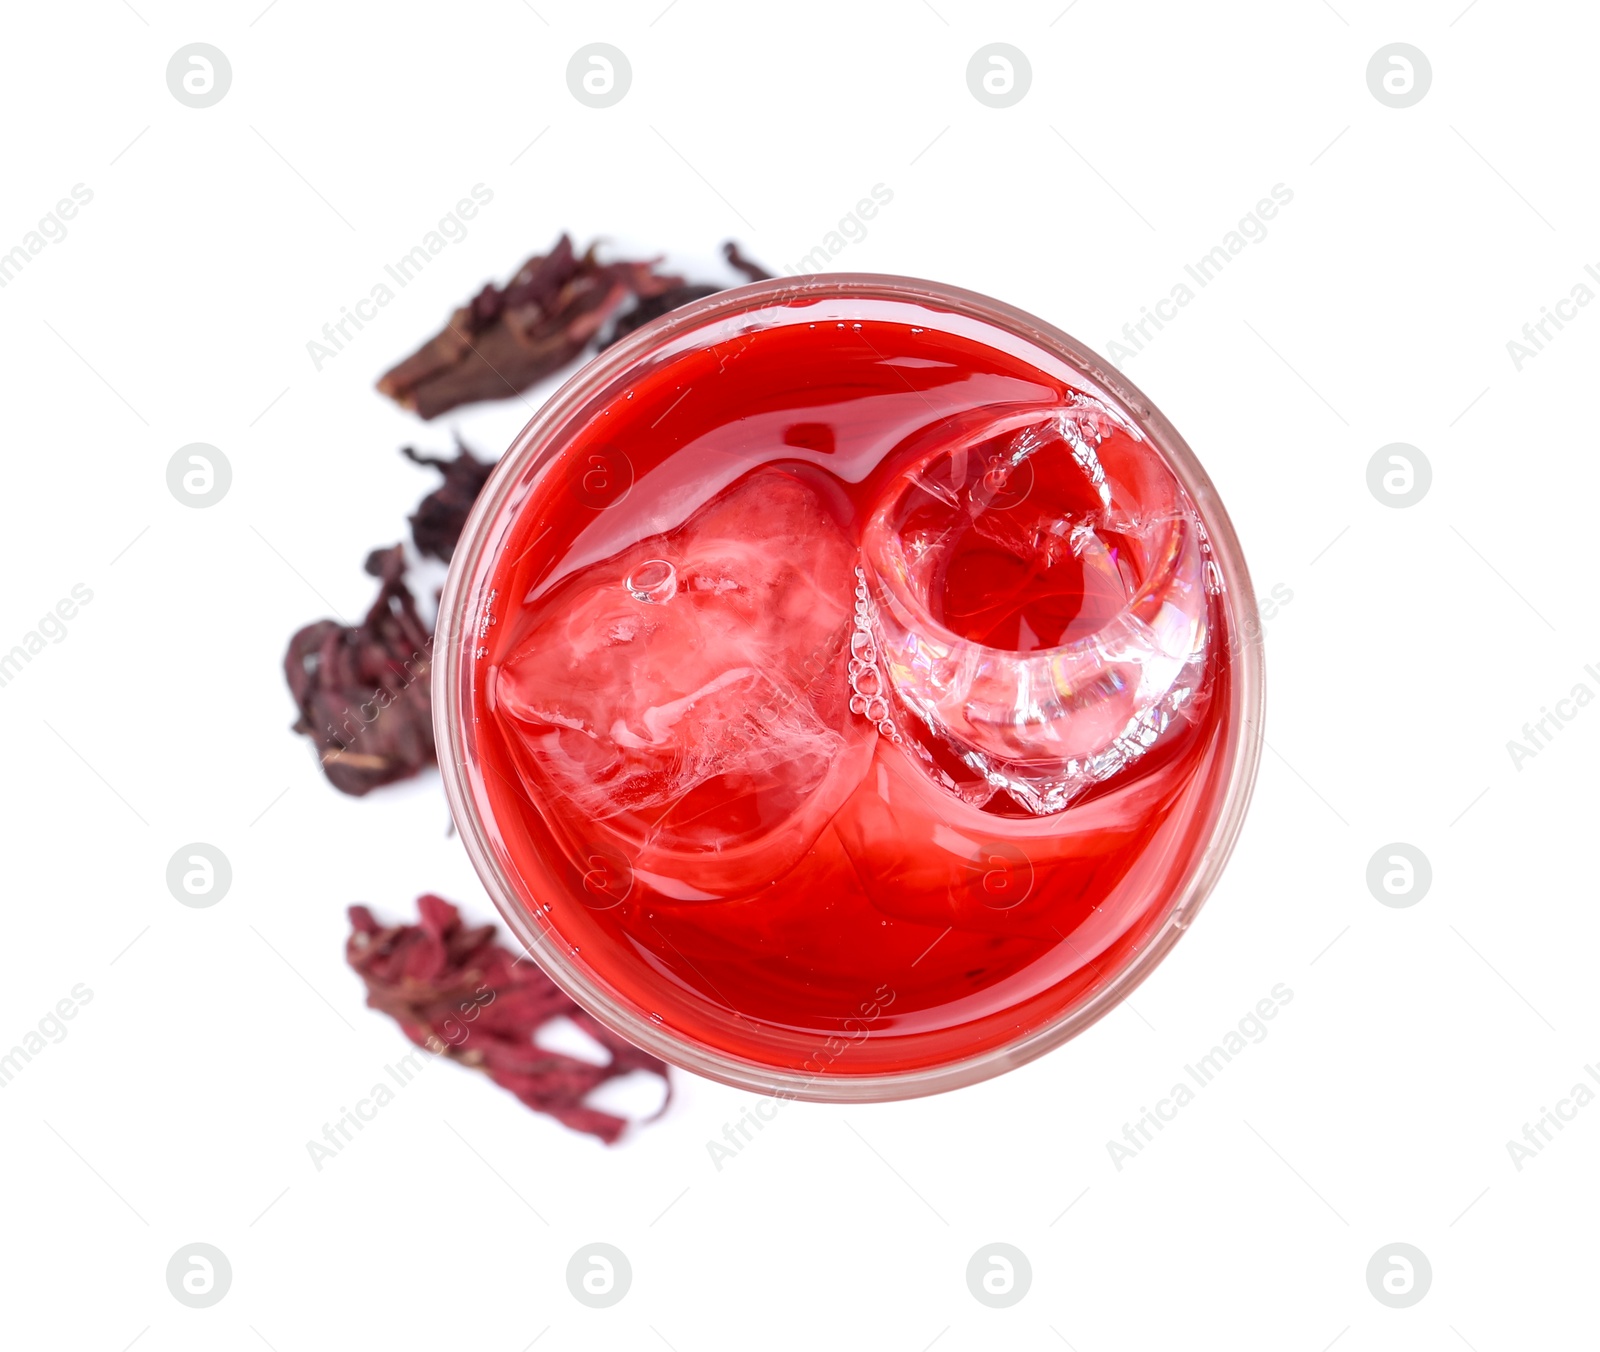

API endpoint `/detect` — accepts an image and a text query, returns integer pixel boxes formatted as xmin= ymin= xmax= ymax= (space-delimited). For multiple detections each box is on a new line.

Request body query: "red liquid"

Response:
xmin=473 ymin=317 xmax=1236 ymax=1077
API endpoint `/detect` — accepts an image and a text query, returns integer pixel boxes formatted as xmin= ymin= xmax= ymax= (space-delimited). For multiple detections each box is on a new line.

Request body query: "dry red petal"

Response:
xmin=375 ymin=235 xmax=667 ymax=419
xmin=376 ymin=236 xmax=771 ymax=418
xmin=346 ymin=895 xmax=671 ymax=1143
xmin=401 ymin=439 xmax=496 ymax=563
xmin=283 ymin=546 xmax=434 ymax=796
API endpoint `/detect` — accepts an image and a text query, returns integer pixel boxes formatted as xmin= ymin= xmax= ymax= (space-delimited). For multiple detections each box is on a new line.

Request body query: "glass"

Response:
xmin=435 ymin=275 xmax=1264 ymax=1102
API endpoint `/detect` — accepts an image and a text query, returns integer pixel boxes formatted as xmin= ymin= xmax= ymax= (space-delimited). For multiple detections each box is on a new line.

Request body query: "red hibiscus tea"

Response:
xmin=437 ymin=277 xmax=1263 ymax=1099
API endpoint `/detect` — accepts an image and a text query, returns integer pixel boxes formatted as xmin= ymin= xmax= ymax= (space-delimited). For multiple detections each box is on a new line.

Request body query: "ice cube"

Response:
xmin=861 ymin=398 xmax=1212 ymax=815
xmin=494 ymin=467 xmax=874 ymax=898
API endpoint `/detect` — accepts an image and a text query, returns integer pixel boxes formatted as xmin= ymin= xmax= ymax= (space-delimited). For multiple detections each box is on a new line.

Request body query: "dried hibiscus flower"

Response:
xmin=347 ymin=894 xmax=670 ymax=1143
xmin=401 ymin=440 xmax=496 ymax=563
xmin=375 ymin=234 xmax=678 ymax=419
xmin=283 ymin=545 xmax=434 ymax=796
xmin=376 ymin=236 xmax=772 ymax=417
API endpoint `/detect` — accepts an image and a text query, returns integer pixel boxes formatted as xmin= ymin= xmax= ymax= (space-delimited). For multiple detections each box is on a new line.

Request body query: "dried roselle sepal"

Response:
xmin=283 ymin=545 xmax=435 ymax=796
xmin=376 ymin=236 xmax=774 ymax=418
xmin=377 ymin=237 xmax=581 ymax=405
xmin=401 ymin=440 xmax=496 ymax=563
xmin=376 ymin=235 xmax=685 ymax=420
xmin=472 ymin=234 xmax=582 ymax=331
xmin=347 ymin=895 xmax=671 ymax=1143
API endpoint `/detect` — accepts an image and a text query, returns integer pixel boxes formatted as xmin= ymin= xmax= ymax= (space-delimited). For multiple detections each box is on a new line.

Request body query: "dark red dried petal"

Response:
xmin=346 ymin=896 xmax=671 ymax=1143
xmin=401 ymin=440 xmax=496 ymax=563
xmin=376 ymin=236 xmax=772 ymax=419
xmin=283 ymin=546 xmax=435 ymax=796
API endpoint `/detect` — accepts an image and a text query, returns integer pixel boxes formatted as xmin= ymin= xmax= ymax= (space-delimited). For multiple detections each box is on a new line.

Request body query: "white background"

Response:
xmin=1 ymin=1 xmax=1594 ymax=1347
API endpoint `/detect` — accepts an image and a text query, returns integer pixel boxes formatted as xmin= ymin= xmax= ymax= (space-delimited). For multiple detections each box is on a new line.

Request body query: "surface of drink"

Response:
xmin=464 ymin=306 xmax=1242 ymax=1079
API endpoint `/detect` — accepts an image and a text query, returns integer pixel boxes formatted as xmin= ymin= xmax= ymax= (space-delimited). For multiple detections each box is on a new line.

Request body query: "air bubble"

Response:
xmin=626 ymin=559 xmax=678 ymax=605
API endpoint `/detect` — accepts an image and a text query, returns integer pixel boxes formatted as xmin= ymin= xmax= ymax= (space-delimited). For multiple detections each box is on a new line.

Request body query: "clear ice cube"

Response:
xmin=493 ymin=468 xmax=874 ymax=896
xmin=860 ymin=396 xmax=1212 ymax=815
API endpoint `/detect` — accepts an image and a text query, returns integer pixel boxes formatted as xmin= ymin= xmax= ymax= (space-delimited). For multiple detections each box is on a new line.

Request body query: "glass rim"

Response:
xmin=434 ymin=272 xmax=1266 ymax=1104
